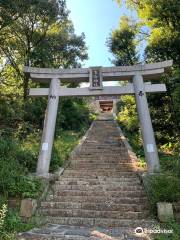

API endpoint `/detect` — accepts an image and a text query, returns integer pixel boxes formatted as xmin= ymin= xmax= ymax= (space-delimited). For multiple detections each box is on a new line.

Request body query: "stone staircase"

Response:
xmin=18 ymin=116 xmax=155 ymax=239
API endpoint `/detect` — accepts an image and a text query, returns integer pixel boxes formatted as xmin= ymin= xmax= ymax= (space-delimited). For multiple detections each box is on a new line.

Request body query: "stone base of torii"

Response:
xmin=24 ymin=60 xmax=173 ymax=176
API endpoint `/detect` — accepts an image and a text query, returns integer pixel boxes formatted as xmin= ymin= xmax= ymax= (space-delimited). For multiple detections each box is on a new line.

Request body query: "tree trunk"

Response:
xmin=23 ymin=74 xmax=29 ymax=101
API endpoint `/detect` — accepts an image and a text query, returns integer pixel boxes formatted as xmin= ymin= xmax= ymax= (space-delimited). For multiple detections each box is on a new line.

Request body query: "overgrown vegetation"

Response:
xmin=154 ymin=221 xmax=180 ymax=240
xmin=0 ymin=204 xmax=37 ymax=240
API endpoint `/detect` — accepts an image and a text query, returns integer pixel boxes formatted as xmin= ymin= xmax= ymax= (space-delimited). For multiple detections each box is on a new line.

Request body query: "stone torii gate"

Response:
xmin=24 ymin=60 xmax=172 ymax=176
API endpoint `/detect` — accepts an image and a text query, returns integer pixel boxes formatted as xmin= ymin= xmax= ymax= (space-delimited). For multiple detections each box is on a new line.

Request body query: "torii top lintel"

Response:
xmin=24 ymin=60 xmax=173 ymax=83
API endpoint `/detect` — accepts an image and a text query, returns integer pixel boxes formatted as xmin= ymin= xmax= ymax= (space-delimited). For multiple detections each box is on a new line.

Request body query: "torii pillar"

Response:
xmin=133 ymin=74 xmax=160 ymax=173
xmin=37 ymin=78 xmax=60 ymax=175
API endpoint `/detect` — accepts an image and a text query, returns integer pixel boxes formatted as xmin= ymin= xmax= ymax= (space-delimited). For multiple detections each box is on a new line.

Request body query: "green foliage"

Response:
xmin=117 ymin=121 xmax=146 ymax=166
xmin=0 ymin=0 xmax=88 ymax=99
xmin=89 ymin=112 xmax=98 ymax=121
xmin=0 ymin=136 xmax=43 ymax=198
xmin=57 ymin=98 xmax=91 ymax=131
xmin=50 ymin=130 xmax=82 ymax=171
xmin=0 ymin=204 xmax=15 ymax=240
xmin=119 ymin=0 xmax=180 ymax=65
xmin=107 ymin=16 xmax=139 ymax=66
xmin=0 ymin=127 xmax=88 ymax=196
xmin=154 ymin=221 xmax=180 ymax=240
xmin=159 ymin=152 xmax=180 ymax=178
xmin=3 ymin=208 xmax=35 ymax=233
xmin=116 ymin=96 xmax=139 ymax=132
xmin=111 ymin=1 xmax=180 ymax=187
xmin=114 ymin=0 xmax=180 ymax=142
xmin=0 ymin=204 xmax=35 ymax=240
xmin=0 ymin=161 xmax=42 ymax=198
xmin=146 ymin=175 xmax=180 ymax=213
xmin=0 ymin=135 xmax=38 ymax=172
xmin=0 ymin=204 xmax=7 ymax=231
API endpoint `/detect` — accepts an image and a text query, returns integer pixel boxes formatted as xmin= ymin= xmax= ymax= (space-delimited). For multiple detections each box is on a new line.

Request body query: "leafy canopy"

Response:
xmin=107 ymin=16 xmax=139 ymax=66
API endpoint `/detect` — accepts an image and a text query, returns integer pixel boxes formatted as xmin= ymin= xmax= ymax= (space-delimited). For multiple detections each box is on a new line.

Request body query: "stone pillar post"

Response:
xmin=113 ymin=100 xmax=117 ymax=114
xmin=133 ymin=74 xmax=160 ymax=173
xmin=96 ymin=100 xmax=101 ymax=113
xmin=36 ymin=78 xmax=60 ymax=176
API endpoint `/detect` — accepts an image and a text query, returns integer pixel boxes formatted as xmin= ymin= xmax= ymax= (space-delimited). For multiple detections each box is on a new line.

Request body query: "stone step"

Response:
xmin=41 ymin=202 xmax=148 ymax=212
xmin=55 ymin=179 xmax=141 ymax=186
xmin=53 ymin=184 xmax=143 ymax=191
xmin=71 ymin=160 xmax=134 ymax=165
xmin=78 ymin=143 xmax=124 ymax=146
xmin=69 ymin=166 xmax=135 ymax=171
xmin=72 ymin=158 xmax=133 ymax=162
xmin=59 ymin=176 xmax=140 ymax=182
xmin=77 ymin=150 xmax=126 ymax=154
xmin=72 ymin=158 xmax=131 ymax=163
xmin=69 ymin=168 xmax=135 ymax=172
xmin=73 ymin=154 xmax=129 ymax=157
xmin=51 ymin=196 xmax=148 ymax=204
xmin=40 ymin=208 xmax=149 ymax=219
xmin=45 ymin=217 xmax=154 ymax=228
xmin=71 ymin=162 xmax=134 ymax=167
xmin=71 ymin=159 xmax=134 ymax=164
xmin=60 ymin=176 xmax=139 ymax=181
xmin=81 ymin=142 xmax=123 ymax=145
xmin=54 ymin=190 xmax=146 ymax=198
xmin=17 ymin=224 xmax=152 ymax=240
xmin=71 ymin=161 xmax=133 ymax=164
xmin=75 ymin=153 xmax=128 ymax=156
xmin=61 ymin=173 xmax=139 ymax=179
xmin=81 ymin=146 xmax=124 ymax=150
xmin=75 ymin=147 xmax=128 ymax=150
xmin=86 ymin=136 xmax=119 ymax=138
xmin=70 ymin=166 xmax=135 ymax=170
xmin=72 ymin=157 xmax=132 ymax=161
xmin=62 ymin=170 xmax=139 ymax=177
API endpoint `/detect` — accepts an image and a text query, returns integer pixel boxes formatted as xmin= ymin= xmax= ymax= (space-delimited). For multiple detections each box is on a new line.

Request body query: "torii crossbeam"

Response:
xmin=25 ymin=60 xmax=173 ymax=176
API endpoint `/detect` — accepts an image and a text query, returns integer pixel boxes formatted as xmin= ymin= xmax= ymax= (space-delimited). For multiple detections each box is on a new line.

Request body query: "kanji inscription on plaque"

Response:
xmin=89 ymin=67 xmax=103 ymax=90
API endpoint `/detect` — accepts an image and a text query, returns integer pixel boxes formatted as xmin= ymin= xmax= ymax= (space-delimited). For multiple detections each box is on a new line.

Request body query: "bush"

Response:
xmin=159 ymin=153 xmax=180 ymax=177
xmin=116 ymin=95 xmax=139 ymax=132
xmin=0 ymin=204 xmax=35 ymax=240
xmin=50 ymin=130 xmax=82 ymax=171
xmin=0 ymin=154 xmax=42 ymax=198
xmin=0 ymin=135 xmax=42 ymax=198
xmin=154 ymin=221 xmax=180 ymax=240
xmin=146 ymin=175 xmax=180 ymax=214
xmin=0 ymin=136 xmax=38 ymax=172
xmin=57 ymin=98 xmax=91 ymax=131
xmin=4 ymin=208 xmax=34 ymax=233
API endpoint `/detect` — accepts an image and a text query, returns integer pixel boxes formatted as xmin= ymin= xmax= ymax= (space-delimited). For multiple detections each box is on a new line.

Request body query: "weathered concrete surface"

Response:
xmin=36 ymin=78 xmax=60 ymax=176
xmin=157 ymin=202 xmax=174 ymax=222
xmin=17 ymin=224 xmax=153 ymax=240
xmin=29 ymin=84 xmax=166 ymax=97
xmin=20 ymin=199 xmax=37 ymax=218
xmin=133 ymin=74 xmax=160 ymax=173
xmin=24 ymin=60 xmax=173 ymax=82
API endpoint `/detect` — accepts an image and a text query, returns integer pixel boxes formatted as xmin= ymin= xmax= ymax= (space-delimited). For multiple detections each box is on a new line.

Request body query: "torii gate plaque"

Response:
xmin=24 ymin=60 xmax=173 ymax=176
